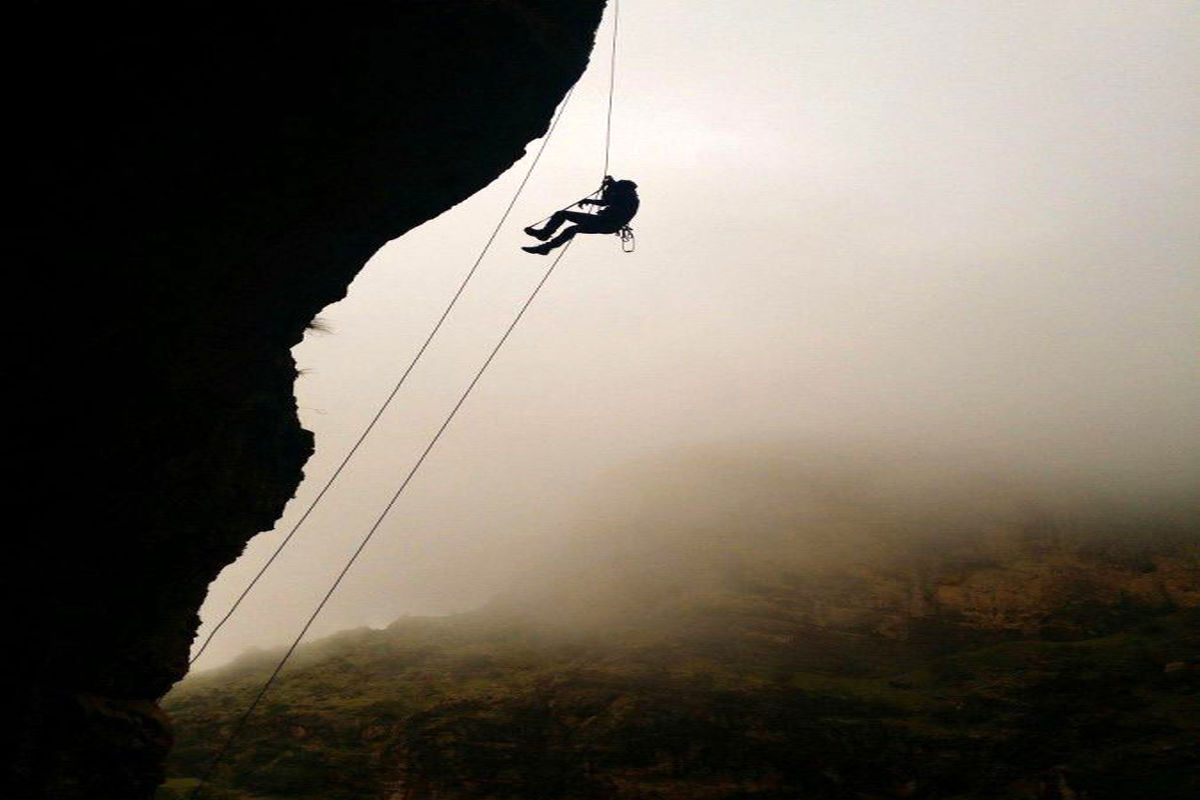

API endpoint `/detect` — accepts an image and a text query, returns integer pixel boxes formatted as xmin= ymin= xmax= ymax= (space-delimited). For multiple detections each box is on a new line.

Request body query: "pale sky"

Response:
xmin=189 ymin=1 xmax=1199 ymax=670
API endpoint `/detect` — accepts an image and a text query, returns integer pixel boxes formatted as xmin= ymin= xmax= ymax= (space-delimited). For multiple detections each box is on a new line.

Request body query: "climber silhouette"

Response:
xmin=522 ymin=176 xmax=639 ymax=254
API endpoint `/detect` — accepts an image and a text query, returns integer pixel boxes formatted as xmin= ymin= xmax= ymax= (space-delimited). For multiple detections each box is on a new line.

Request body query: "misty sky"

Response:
xmin=190 ymin=1 xmax=1199 ymax=669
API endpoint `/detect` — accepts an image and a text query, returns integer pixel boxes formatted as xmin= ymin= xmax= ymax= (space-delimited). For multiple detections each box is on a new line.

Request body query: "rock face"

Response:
xmin=11 ymin=2 xmax=605 ymax=797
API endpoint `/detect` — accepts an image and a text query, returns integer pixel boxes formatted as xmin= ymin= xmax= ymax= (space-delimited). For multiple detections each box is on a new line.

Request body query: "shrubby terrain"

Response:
xmin=165 ymin=497 xmax=1199 ymax=800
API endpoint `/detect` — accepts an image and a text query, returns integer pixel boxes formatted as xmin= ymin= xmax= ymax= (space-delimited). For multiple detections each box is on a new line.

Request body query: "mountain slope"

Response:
xmin=165 ymin=522 xmax=1199 ymax=799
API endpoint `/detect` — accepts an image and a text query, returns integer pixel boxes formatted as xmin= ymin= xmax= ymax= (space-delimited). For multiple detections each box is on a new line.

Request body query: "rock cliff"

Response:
xmin=10 ymin=2 xmax=605 ymax=797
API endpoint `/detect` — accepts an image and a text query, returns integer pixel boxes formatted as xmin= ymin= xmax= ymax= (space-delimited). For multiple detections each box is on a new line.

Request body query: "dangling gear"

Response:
xmin=617 ymin=224 xmax=635 ymax=253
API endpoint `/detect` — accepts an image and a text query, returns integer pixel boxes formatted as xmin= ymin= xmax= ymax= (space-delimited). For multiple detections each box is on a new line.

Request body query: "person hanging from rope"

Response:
xmin=522 ymin=176 xmax=639 ymax=254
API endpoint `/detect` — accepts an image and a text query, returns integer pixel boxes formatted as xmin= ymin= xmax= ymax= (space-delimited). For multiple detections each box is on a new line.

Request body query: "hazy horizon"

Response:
xmin=189 ymin=0 xmax=1199 ymax=671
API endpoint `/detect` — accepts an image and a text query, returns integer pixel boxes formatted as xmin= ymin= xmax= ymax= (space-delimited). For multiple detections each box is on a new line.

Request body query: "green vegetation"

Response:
xmin=167 ymin=528 xmax=1199 ymax=798
xmin=166 ymin=592 xmax=1198 ymax=799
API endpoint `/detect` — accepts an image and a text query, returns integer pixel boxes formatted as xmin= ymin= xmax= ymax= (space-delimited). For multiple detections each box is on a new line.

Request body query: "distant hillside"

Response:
xmin=165 ymin=518 xmax=1198 ymax=799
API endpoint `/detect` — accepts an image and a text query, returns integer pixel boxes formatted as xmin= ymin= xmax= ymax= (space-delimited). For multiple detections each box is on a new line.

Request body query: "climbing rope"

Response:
xmin=603 ymin=0 xmax=620 ymax=180
xmin=527 ymin=185 xmax=604 ymax=227
xmin=606 ymin=1 xmax=634 ymax=251
xmin=529 ymin=0 xmax=628 ymax=250
xmin=189 ymin=3 xmax=626 ymax=794
xmin=188 ymin=242 xmax=574 ymax=798
xmin=188 ymin=87 xmax=576 ymax=667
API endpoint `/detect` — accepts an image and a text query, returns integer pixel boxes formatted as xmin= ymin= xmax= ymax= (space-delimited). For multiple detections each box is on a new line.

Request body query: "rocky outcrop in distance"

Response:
xmin=10 ymin=2 xmax=606 ymax=797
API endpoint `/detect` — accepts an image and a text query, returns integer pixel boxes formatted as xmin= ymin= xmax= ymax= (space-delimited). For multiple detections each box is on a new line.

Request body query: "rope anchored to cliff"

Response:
xmin=188 ymin=2 xmax=629 ymax=793
xmin=520 ymin=0 xmax=636 ymax=256
xmin=187 ymin=242 xmax=574 ymax=799
xmin=188 ymin=86 xmax=576 ymax=668
xmin=192 ymin=0 xmax=635 ymax=675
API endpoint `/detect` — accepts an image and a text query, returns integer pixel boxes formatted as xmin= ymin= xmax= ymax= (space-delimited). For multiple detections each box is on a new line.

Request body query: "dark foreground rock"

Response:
xmin=9 ymin=3 xmax=605 ymax=797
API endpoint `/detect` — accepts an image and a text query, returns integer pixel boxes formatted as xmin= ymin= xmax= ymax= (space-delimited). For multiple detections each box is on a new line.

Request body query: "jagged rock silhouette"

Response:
xmin=11 ymin=2 xmax=607 ymax=797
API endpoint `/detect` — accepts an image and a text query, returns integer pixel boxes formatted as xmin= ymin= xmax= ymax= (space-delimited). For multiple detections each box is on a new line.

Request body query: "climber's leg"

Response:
xmin=523 ymin=224 xmax=579 ymax=254
xmin=525 ymin=210 xmax=590 ymax=240
xmin=544 ymin=225 xmax=581 ymax=249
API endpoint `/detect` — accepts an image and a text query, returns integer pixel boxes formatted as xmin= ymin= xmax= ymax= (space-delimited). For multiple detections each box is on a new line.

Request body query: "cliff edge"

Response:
xmin=10 ymin=2 xmax=606 ymax=797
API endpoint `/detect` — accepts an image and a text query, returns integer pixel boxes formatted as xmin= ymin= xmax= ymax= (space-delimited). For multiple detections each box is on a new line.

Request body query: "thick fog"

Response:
xmin=190 ymin=1 xmax=1198 ymax=669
